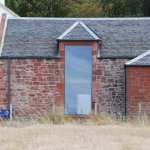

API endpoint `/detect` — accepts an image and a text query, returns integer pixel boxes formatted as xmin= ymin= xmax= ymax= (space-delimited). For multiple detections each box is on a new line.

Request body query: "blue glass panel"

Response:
xmin=65 ymin=45 xmax=92 ymax=115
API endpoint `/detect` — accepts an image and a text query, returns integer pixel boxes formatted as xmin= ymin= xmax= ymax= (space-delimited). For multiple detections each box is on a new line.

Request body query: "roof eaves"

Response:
xmin=125 ymin=64 xmax=150 ymax=67
xmin=0 ymin=55 xmax=61 ymax=59
xmin=99 ymin=56 xmax=135 ymax=59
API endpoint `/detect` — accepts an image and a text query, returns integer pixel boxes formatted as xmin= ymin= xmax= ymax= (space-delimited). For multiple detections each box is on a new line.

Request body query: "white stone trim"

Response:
xmin=79 ymin=21 xmax=99 ymax=40
xmin=126 ymin=50 xmax=150 ymax=65
xmin=57 ymin=21 xmax=99 ymax=40
xmin=57 ymin=21 xmax=79 ymax=40
xmin=0 ymin=3 xmax=18 ymax=17
xmin=0 ymin=0 xmax=5 ymax=6
xmin=0 ymin=16 xmax=7 ymax=56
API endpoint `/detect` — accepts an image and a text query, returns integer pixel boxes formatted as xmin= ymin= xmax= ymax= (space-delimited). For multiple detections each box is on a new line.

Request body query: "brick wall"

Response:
xmin=127 ymin=67 xmax=150 ymax=117
xmin=95 ymin=59 xmax=128 ymax=116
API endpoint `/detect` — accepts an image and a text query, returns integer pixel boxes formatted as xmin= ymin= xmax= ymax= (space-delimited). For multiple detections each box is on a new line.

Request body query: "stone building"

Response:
xmin=0 ymin=17 xmax=150 ymax=118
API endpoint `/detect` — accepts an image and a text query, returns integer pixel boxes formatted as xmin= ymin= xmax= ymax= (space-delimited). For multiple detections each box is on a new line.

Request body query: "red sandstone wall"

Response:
xmin=0 ymin=58 xmax=129 ymax=117
xmin=95 ymin=59 xmax=128 ymax=116
xmin=127 ymin=67 xmax=150 ymax=117
xmin=0 ymin=60 xmax=7 ymax=107
xmin=10 ymin=59 xmax=64 ymax=117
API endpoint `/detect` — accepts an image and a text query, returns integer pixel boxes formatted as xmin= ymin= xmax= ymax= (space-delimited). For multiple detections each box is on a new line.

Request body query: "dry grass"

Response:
xmin=0 ymin=121 xmax=150 ymax=150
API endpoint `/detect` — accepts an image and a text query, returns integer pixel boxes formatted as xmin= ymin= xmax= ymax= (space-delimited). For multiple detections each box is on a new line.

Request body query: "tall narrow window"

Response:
xmin=65 ymin=45 xmax=92 ymax=115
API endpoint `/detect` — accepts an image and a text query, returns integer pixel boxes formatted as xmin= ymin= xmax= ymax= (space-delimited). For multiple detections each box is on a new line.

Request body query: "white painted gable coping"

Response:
xmin=126 ymin=50 xmax=150 ymax=65
xmin=57 ymin=21 xmax=100 ymax=40
xmin=0 ymin=3 xmax=18 ymax=17
xmin=57 ymin=21 xmax=79 ymax=40
xmin=0 ymin=15 xmax=7 ymax=56
xmin=0 ymin=0 xmax=5 ymax=6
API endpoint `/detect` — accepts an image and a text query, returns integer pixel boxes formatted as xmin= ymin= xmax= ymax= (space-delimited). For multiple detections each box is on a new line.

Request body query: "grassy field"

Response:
xmin=0 ymin=122 xmax=150 ymax=150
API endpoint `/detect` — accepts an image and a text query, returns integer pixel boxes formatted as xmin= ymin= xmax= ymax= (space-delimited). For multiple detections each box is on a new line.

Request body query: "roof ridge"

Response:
xmin=8 ymin=17 xmax=150 ymax=20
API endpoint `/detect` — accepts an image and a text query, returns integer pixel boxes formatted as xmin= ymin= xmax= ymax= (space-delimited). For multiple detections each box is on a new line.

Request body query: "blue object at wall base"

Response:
xmin=0 ymin=109 xmax=10 ymax=119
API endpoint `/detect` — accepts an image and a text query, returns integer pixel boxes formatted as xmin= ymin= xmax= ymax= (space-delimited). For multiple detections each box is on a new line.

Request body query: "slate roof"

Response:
xmin=126 ymin=50 xmax=150 ymax=66
xmin=1 ymin=17 xmax=150 ymax=58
